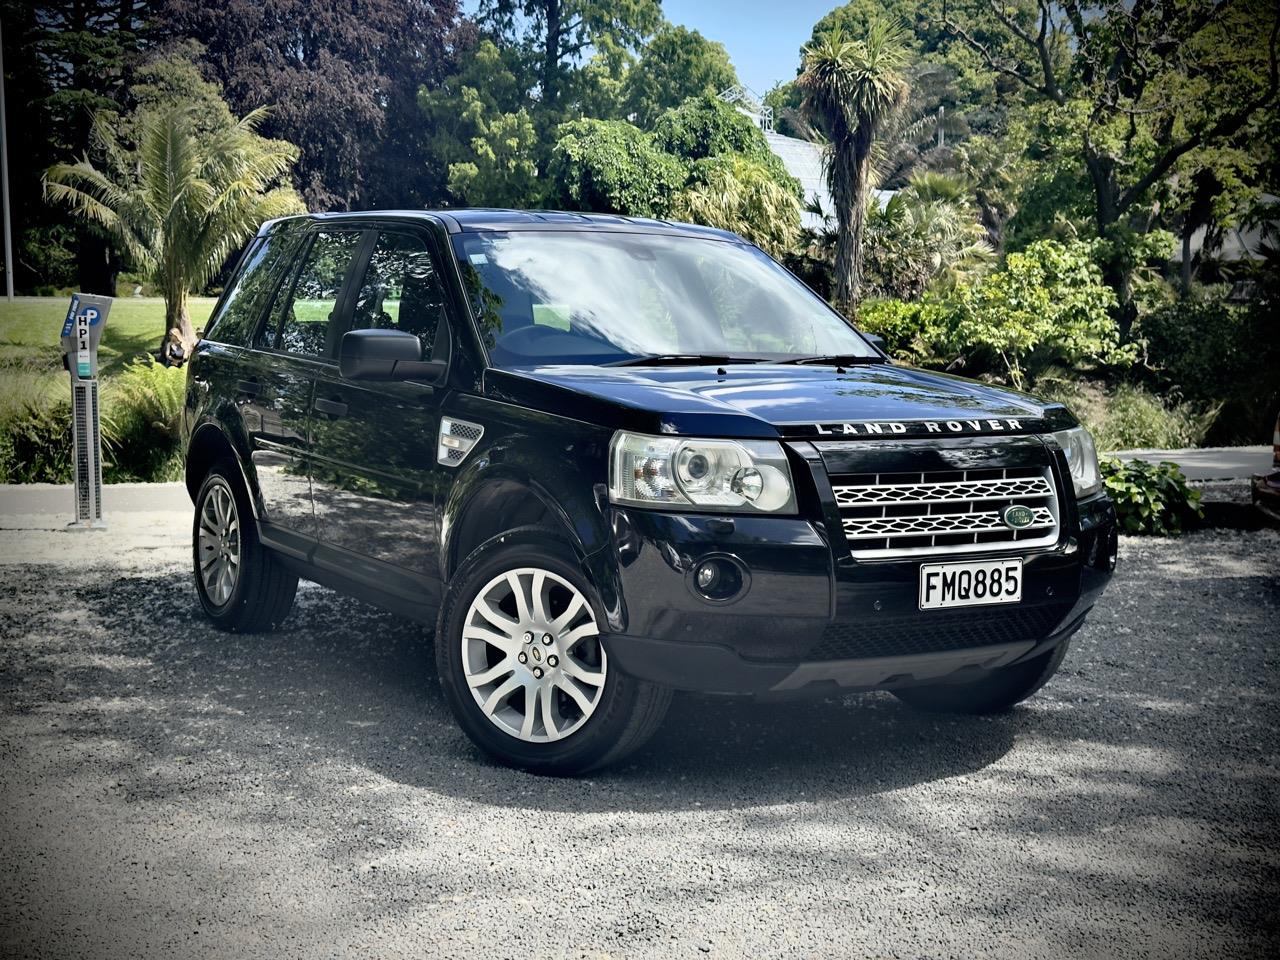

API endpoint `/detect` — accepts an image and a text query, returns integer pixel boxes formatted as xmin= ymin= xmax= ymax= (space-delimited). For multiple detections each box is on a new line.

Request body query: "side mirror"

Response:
xmin=862 ymin=332 xmax=887 ymax=353
xmin=340 ymin=329 xmax=446 ymax=383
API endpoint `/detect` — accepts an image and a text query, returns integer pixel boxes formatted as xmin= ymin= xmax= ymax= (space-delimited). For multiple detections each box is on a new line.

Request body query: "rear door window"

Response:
xmin=263 ymin=229 xmax=364 ymax=357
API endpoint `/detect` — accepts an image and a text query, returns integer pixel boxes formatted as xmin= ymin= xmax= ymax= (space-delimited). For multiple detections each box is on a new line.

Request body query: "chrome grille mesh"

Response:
xmin=833 ymin=466 xmax=1059 ymax=559
xmin=834 ymin=474 xmax=1052 ymax=507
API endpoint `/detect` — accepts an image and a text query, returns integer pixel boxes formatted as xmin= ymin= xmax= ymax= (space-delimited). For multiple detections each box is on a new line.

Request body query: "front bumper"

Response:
xmin=595 ymin=490 xmax=1117 ymax=697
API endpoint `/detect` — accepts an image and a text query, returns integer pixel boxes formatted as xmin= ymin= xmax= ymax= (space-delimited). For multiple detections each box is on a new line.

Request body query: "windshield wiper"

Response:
xmin=779 ymin=354 xmax=887 ymax=366
xmin=606 ymin=354 xmax=764 ymax=367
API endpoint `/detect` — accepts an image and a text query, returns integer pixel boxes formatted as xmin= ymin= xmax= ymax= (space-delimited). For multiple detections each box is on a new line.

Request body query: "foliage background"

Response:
xmin=0 ymin=0 xmax=1277 ymax=492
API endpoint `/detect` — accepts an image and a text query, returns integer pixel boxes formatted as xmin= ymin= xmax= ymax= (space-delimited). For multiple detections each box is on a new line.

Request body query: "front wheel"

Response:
xmin=892 ymin=637 xmax=1072 ymax=715
xmin=436 ymin=531 xmax=671 ymax=774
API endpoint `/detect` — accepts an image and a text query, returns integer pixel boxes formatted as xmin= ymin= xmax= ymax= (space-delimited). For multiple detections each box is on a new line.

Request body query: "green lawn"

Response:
xmin=0 ymin=296 xmax=216 ymax=378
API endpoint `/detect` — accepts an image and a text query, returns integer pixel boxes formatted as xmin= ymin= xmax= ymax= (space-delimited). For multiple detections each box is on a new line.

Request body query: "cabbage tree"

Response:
xmin=798 ymin=20 xmax=908 ymax=318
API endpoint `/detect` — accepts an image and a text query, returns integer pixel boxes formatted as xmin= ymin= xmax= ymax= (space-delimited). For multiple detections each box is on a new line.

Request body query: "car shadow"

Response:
xmin=1 ymin=564 xmax=1161 ymax=816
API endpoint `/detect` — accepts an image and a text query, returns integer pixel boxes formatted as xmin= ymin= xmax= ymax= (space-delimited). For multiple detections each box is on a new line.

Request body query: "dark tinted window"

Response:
xmin=268 ymin=230 xmax=363 ymax=357
xmin=205 ymin=231 xmax=299 ymax=346
xmin=349 ymin=232 xmax=447 ymax=354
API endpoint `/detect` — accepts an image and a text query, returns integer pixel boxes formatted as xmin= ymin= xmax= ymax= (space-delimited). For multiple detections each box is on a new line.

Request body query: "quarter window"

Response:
xmin=349 ymin=232 xmax=448 ymax=355
xmin=269 ymin=230 xmax=363 ymax=357
xmin=206 ymin=231 xmax=300 ymax=346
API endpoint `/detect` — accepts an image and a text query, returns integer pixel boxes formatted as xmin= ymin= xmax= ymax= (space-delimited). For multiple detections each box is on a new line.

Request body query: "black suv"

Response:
xmin=183 ymin=210 xmax=1117 ymax=773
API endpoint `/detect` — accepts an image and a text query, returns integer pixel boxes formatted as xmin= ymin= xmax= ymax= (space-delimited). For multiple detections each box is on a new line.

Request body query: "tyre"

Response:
xmin=192 ymin=461 xmax=298 ymax=632
xmin=891 ymin=636 xmax=1073 ymax=715
xmin=436 ymin=529 xmax=671 ymax=774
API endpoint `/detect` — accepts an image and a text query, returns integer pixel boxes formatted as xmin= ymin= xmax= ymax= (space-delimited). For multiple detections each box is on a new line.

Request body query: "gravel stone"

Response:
xmin=1 ymin=515 xmax=1277 ymax=959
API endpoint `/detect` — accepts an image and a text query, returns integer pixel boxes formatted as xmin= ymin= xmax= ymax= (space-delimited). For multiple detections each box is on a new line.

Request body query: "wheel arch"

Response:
xmin=443 ymin=476 xmax=582 ymax=579
xmin=185 ymin=420 xmax=260 ymax=519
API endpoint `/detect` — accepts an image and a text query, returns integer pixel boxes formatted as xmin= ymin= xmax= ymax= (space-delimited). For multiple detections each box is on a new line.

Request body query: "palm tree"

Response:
xmin=45 ymin=106 xmax=302 ymax=362
xmin=863 ymin=172 xmax=994 ymax=300
xmin=798 ymin=20 xmax=909 ymax=318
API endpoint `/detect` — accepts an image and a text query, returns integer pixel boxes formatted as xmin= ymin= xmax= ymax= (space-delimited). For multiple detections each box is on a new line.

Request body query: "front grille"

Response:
xmin=832 ymin=466 xmax=1059 ymax=559
xmin=807 ymin=603 xmax=1074 ymax=661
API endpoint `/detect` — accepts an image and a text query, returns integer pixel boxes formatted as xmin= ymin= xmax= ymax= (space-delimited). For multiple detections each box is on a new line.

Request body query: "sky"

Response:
xmin=459 ymin=1 xmax=841 ymax=97
xmin=661 ymin=0 xmax=836 ymax=95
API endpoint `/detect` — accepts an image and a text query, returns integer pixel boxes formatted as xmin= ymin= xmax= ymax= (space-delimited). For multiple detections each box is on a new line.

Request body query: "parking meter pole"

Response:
xmin=59 ymin=294 xmax=112 ymax=530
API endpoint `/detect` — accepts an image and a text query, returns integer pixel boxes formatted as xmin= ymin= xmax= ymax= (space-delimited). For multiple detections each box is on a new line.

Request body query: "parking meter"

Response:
xmin=59 ymin=293 xmax=113 ymax=529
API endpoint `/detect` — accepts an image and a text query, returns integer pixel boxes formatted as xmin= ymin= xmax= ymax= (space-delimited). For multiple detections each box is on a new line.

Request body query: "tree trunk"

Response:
xmin=76 ymin=233 xmax=119 ymax=295
xmin=1085 ymin=151 xmax=1140 ymax=341
xmin=543 ymin=0 xmax=561 ymax=111
xmin=160 ymin=289 xmax=197 ymax=366
xmin=1180 ymin=227 xmax=1193 ymax=296
xmin=835 ymin=153 xmax=871 ymax=321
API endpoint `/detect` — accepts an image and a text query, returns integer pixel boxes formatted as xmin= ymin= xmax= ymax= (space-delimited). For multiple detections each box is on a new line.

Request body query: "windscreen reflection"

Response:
xmin=451 ymin=231 xmax=876 ymax=367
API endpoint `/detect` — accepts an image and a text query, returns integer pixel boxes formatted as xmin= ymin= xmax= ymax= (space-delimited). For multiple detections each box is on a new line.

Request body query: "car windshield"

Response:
xmin=450 ymin=230 xmax=877 ymax=368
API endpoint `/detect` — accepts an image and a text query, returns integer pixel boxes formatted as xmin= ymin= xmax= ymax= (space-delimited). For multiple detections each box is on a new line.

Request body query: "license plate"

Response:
xmin=919 ymin=558 xmax=1022 ymax=610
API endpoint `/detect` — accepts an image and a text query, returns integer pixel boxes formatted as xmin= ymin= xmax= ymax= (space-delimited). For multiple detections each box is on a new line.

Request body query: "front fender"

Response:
xmin=440 ymin=399 xmax=614 ymax=570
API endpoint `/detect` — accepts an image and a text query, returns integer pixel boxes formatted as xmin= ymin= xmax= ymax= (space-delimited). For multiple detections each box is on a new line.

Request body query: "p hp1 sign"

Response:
xmin=59 ymin=293 xmax=112 ymax=529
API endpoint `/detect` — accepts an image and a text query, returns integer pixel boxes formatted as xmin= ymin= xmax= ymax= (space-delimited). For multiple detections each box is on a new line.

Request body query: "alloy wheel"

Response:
xmin=460 ymin=566 xmax=607 ymax=743
xmin=197 ymin=479 xmax=241 ymax=607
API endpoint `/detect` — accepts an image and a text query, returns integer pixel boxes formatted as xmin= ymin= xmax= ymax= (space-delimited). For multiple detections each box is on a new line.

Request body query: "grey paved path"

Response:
xmin=1108 ymin=445 xmax=1272 ymax=481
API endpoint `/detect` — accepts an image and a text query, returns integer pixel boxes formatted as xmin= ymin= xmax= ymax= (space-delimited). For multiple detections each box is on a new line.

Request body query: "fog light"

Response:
xmin=696 ymin=563 xmax=718 ymax=590
xmin=691 ymin=556 xmax=747 ymax=602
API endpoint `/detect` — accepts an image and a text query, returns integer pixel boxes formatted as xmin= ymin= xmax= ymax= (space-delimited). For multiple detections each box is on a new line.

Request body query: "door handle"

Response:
xmin=313 ymin=397 xmax=348 ymax=418
xmin=235 ymin=379 xmax=261 ymax=396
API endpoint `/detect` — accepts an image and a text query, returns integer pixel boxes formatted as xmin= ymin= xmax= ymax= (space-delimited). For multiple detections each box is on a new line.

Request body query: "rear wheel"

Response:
xmin=192 ymin=462 xmax=297 ymax=632
xmin=891 ymin=637 xmax=1072 ymax=714
xmin=436 ymin=531 xmax=670 ymax=774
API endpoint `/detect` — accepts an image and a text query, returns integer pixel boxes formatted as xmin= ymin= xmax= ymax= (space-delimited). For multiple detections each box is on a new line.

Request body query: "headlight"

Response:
xmin=1052 ymin=426 xmax=1101 ymax=498
xmin=609 ymin=431 xmax=796 ymax=514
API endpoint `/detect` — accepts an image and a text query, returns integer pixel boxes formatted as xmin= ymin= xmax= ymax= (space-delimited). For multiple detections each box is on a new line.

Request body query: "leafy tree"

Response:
xmin=546 ymin=119 xmax=686 ymax=217
xmin=949 ymin=238 xmax=1127 ymax=388
xmin=672 ymin=157 xmax=802 ymax=257
xmin=44 ymin=106 xmax=303 ymax=361
xmin=575 ymin=36 xmax=635 ymax=120
xmin=2 ymin=0 xmax=164 ymax=293
xmin=942 ymin=0 xmax=1280 ymax=335
xmin=477 ymin=0 xmax=661 ymax=114
xmin=418 ymin=38 xmax=544 ymax=207
xmin=448 ymin=104 xmax=543 ymax=207
xmin=652 ymin=94 xmax=772 ymax=164
xmin=623 ymin=25 xmax=737 ymax=126
xmin=953 ymin=131 xmax=1027 ymax=250
xmin=798 ymin=21 xmax=910 ymax=317
xmin=164 ymin=0 xmax=460 ymax=209
xmin=650 ymin=94 xmax=798 ymax=195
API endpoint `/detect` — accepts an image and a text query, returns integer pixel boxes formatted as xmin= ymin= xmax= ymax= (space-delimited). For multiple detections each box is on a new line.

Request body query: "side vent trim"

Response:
xmin=438 ymin=417 xmax=484 ymax=467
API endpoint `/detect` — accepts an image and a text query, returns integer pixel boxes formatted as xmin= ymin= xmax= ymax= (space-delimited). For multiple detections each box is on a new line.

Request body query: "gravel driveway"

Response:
xmin=1 ymin=499 xmax=1277 ymax=959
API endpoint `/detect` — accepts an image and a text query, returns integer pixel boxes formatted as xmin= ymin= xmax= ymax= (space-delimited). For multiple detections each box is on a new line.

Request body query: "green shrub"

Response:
xmin=102 ymin=355 xmax=187 ymax=482
xmin=1138 ymin=291 xmax=1280 ymax=445
xmin=0 ymin=362 xmax=70 ymax=483
xmin=949 ymin=238 xmax=1131 ymax=388
xmin=1032 ymin=376 xmax=1212 ymax=451
xmin=0 ymin=393 xmax=74 ymax=483
xmin=547 ymin=119 xmax=687 ymax=218
xmin=1100 ymin=457 xmax=1202 ymax=536
xmin=858 ymin=298 xmax=952 ymax=366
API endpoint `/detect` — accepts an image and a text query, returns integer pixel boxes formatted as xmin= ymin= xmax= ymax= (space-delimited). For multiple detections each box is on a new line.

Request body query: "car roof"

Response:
xmin=262 ymin=208 xmax=743 ymax=243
